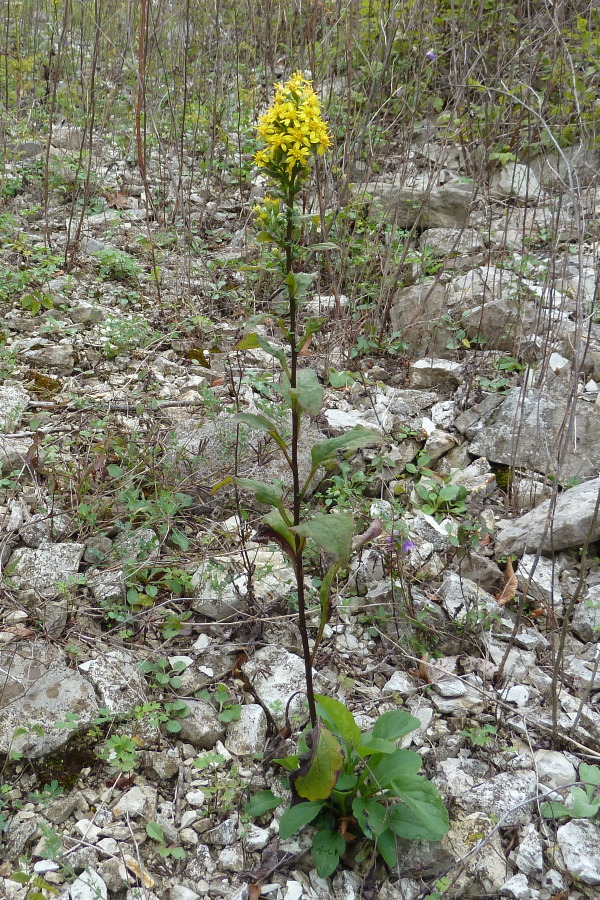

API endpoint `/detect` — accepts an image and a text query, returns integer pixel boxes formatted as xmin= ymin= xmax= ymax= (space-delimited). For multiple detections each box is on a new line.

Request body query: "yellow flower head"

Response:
xmin=254 ymin=72 xmax=331 ymax=180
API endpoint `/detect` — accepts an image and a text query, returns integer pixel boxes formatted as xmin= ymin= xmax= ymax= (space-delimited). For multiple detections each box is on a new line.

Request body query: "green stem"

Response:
xmin=285 ymin=182 xmax=316 ymax=728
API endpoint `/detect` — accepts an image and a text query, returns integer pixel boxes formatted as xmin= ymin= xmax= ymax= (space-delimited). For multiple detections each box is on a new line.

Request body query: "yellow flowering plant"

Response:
xmin=221 ymin=73 xmax=449 ymax=880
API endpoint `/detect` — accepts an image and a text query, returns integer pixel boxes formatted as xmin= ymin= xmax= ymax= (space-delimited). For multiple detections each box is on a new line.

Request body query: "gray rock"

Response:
xmin=178 ymin=699 xmax=225 ymax=749
xmin=97 ymin=858 xmax=130 ymax=893
xmin=205 ymin=815 xmax=238 ymax=847
xmin=500 ymin=873 xmax=539 ymax=899
xmin=514 ymin=823 xmax=544 ymax=876
xmin=0 ymin=642 xmax=99 ymax=757
xmin=557 ymin=818 xmax=600 ymax=885
xmin=242 ymin=644 xmax=325 ymax=729
xmin=225 ymin=704 xmax=267 ymax=757
xmin=460 ymin=771 xmax=538 ymax=825
xmin=4 ymin=542 xmax=84 ymax=598
xmin=169 ymin=888 xmax=200 ymax=900
xmin=218 ymin=843 xmax=245 ymax=871
xmin=69 ymin=868 xmax=108 ymax=900
xmin=420 ymin=227 xmax=485 ymax=257
xmin=442 ymin=812 xmax=508 ymax=895
xmin=3 ymin=815 xmax=39 ymax=860
xmin=518 ymin=554 xmax=562 ymax=606
xmin=0 ymin=435 xmax=33 ymax=474
xmin=467 ymin=388 xmax=600 ymax=484
xmin=0 ymin=385 xmax=30 ymax=431
xmin=496 ymin=477 xmax=600 ymax=554
xmin=112 ymin=785 xmax=156 ymax=820
xmin=22 ymin=342 xmax=74 ymax=373
xmin=191 ymin=548 xmax=293 ymax=621
xmin=571 ymin=586 xmax=600 ymax=642
xmin=494 ymin=163 xmax=541 ymax=201
xmin=389 ymin=282 xmax=448 ymax=355
xmin=113 ymin=527 xmax=159 ymax=563
xmin=409 ymin=358 xmax=464 ymax=389
xmin=68 ymin=302 xmax=105 ymax=325
xmin=88 ymin=569 xmax=125 ymax=603
xmin=438 ymin=573 xmax=498 ymax=625
xmin=19 ymin=508 xmax=72 ymax=548
xmin=360 ymin=176 xmax=474 ymax=229
xmin=78 ymin=649 xmax=147 ymax=715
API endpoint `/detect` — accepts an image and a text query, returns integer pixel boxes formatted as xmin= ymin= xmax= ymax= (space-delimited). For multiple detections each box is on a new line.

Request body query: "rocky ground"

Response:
xmin=1 ymin=119 xmax=600 ymax=900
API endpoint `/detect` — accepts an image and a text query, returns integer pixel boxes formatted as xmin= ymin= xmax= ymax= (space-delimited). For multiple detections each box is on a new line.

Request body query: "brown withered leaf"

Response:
xmin=248 ymin=885 xmax=262 ymax=900
xmin=409 ymin=653 xmax=432 ymax=684
xmin=104 ymin=190 xmax=130 ymax=209
xmin=0 ymin=625 xmax=36 ymax=642
xmin=496 ymin=558 xmax=518 ymax=605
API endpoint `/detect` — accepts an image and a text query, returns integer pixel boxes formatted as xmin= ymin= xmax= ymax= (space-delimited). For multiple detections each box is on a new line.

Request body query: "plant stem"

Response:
xmin=286 ymin=184 xmax=316 ymax=727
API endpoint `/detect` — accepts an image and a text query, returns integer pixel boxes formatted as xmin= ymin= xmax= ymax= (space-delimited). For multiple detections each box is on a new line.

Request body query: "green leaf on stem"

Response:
xmin=311 ymin=828 xmax=346 ymax=878
xmin=233 ymin=477 xmax=284 ymax=508
xmin=369 ymin=749 xmax=423 ymax=789
xmin=310 ymin=426 xmax=382 ymax=469
xmin=387 ymin=772 xmax=450 ymax=840
xmin=293 ymin=368 xmax=324 ymax=417
xmin=292 ymin=513 xmax=354 ymax=564
xmin=244 ymin=790 xmax=283 ymax=817
xmin=371 ymin=709 xmax=422 ymax=741
xmin=234 ymin=411 xmax=279 ymax=434
xmin=315 ymin=694 xmax=361 ymax=748
xmin=353 ymin=798 xmax=387 ymax=838
xmin=279 ymin=800 xmax=325 ymax=840
xmin=306 ymin=241 xmax=342 ymax=252
xmin=292 ymin=723 xmax=344 ymax=801
xmin=235 ymin=332 xmax=288 ymax=370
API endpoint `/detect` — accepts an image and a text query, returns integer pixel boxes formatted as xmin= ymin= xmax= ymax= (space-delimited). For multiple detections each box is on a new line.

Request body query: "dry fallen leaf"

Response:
xmin=248 ymin=884 xmax=262 ymax=900
xmin=496 ymin=558 xmax=518 ymax=605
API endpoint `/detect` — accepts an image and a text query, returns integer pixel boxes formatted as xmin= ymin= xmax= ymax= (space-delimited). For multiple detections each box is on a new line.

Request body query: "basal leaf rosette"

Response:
xmin=255 ymin=72 xmax=331 ymax=185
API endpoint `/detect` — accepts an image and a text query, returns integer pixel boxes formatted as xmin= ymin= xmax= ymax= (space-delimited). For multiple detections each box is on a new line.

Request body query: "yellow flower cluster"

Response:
xmin=255 ymin=72 xmax=331 ymax=178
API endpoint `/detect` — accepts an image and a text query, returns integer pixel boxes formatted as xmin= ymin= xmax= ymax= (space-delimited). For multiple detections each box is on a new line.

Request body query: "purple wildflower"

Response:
xmin=401 ymin=539 xmax=414 ymax=555
xmin=425 ymin=49 xmax=438 ymax=62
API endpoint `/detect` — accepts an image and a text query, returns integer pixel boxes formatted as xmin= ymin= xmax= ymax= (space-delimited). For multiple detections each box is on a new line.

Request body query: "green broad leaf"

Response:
xmin=311 ymin=828 xmax=345 ymax=879
xmin=328 ymin=369 xmax=356 ymax=388
xmin=234 ymin=477 xmax=284 ymax=507
xmin=292 ymin=513 xmax=354 ymax=565
xmin=580 ymin=764 xmax=600 ymax=786
xmin=388 ymin=801 xmax=446 ymax=840
xmin=357 ymin=738 xmax=397 ymax=757
xmin=279 ymin=800 xmax=325 ymax=840
xmin=165 ymin=720 xmax=182 ymax=733
xmin=259 ymin=508 xmax=297 ymax=556
xmin=295 ymin=368 xmax=324 ymax=417
xmin=438 ymin=484 xmax=461 ymax=502
xmin=539 ymin=800 xmax=572 ymax=819
xmin=274 ymin=754 xmax=300 ymax=771
xmin=146 ymin=822 xmax=165 ymax=842
xmin=235 ymin=332 xmax=287 ymax=368
xmin=256 ymin=230 xmax=276 ymax=242
xmin=315 ymin=694 xmax=361 ymax=748
xmin=285 ymin=270 xmax=314 ymax=299
xmin=376 ymin=827 xmax=398 ymax=868
xmin=107 ymin=464 xmax=123 ymax=478
xmin=303 ymin=316 xmax=326 ymax=340
xmin=334 ymin=773 xmax=359 ymax=792
xmin=9 ymin=873 xmax=31 ymax=884
xmin=370 ymin=749 xmax=423 ymax=789
xmin=353 ymin=797 xmax=387 ymax=838
xmin=234 ymin=411 xmax=279 ymax=434
xmin=306 ymin=241 xmax=342 ymax=252
xmin=244 ymin=790 xmax=283 ymax=818
xmin=571 ymin=786 xmax=600 ymax=818
xmin=389 ymin=773 xmax=449 ymax=840
xmin=311 ymin=426 xmax=382 ymax=469
xmin=372 ymin=709 xmax=422 ymax=742
xmin=171 ymin=530 xmax=189 ymax=551
xmin=293 ymin=724 xmax=344 ymax=801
